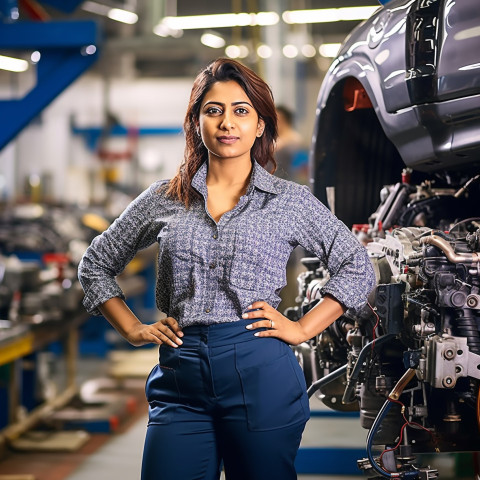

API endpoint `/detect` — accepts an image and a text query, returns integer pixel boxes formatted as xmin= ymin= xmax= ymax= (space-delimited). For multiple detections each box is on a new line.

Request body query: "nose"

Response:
xmin=220 ymin=112 xmax=235 ymax=130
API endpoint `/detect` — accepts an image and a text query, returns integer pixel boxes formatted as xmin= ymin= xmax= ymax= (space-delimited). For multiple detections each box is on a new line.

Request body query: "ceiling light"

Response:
xmin=283 ymin=45 xmax=298 ymax=58
xmin=31 ymin=51 xmax=41 ymax=63
xmin=225 ymin=45 xmax=241 ymax=58
xmin=201 ymin=33 xmax=226 ymax=49
xmin=82 ymin=2 xmax=138 ymax=24
xmin=82 ymin=1 xmax=110 ymax=15
xmin=301 ymin=44 xmax=316 ymax=58
xmin=158 ymin=11 xmax=279 ymax=30
xmin=153 ymin=23 xmax=183 ymax=38
xmin=319 ymin=43 xmax=341 ymax=58
xmin=238 ymin=45 xmax=249 ymax=58
xmin=254 ymin=12 xmax=279 ymax=26
xmin=83 ymin=45 xmax=97 ymax=55
xmin=283 ymin=6 xmax=379 ymax=24
xmin=257 ymin=44 xmax=273 ymax=59
xmin=0 ymin=54 xmax=29 ymax=72
xmin=107 ymin=8 xmax=138 ymax=24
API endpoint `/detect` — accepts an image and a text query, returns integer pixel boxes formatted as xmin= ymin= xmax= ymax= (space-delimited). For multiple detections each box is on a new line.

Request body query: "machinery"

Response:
xmin=295 ymin=0 xmax=480 ymax=477
xmin=291 ymin=174 xmax=480 ymax=478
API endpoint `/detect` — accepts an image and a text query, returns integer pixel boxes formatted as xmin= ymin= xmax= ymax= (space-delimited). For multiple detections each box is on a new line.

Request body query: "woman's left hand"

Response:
xmin=243 ymin=301 xmax=308 ymax=346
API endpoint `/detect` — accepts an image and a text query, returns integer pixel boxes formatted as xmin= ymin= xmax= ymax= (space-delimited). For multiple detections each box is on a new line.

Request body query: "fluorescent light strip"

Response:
xmin=82 ymin=2 xmax=138 ymax=24
xmin=82 ymin=1 xmax=110 ymax=15
xmin=201 ymin=33 xmax=226 ymax=48
xmin=283 ymin=6 xmax=379 ymax=24
xmin=107 ymin=8 xmax=138 ymax=24
xmin=0 ymin=54 xmax=29 ymax=72
xmin=160 ymin=12 xmax=279 ymax=30
xmin=319 ymin=43 xmax=342 ymax=58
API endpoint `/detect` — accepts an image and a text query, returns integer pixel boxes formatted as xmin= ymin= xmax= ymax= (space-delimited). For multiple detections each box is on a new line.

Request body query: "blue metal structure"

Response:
xmin=0 ymin=20 xmax=101 ymax=150
xmin=39 ymin=0 xmax=84 ymax=13
xmin=0 ymin=0 xmax=17 ymax=21
xmin=72 ymin=125 xmax=184 ymax=151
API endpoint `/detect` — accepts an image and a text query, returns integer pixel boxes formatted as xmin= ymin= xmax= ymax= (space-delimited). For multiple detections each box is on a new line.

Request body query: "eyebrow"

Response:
xmin=203 ymin=101 xmax=253 ymax=108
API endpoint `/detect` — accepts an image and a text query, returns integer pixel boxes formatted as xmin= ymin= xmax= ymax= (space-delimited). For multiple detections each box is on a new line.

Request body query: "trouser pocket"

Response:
xmin=145 ymin=346 xmax=180 ymax=425
xmin=235 ymin=339 xmax=310 ymax=431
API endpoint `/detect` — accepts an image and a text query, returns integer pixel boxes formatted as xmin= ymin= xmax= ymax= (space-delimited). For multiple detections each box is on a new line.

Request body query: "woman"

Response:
xmin=78 ymin=58 xmax=376 ymax=480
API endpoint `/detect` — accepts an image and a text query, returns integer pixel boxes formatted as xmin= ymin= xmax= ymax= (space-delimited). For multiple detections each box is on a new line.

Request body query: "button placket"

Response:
xmin=204 ymin=224 xmax=220 ymax=315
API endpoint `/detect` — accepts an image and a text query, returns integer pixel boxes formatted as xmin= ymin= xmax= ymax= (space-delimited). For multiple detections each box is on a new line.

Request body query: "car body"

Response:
xmin=310 ymin=0 xmax=480 ymax=227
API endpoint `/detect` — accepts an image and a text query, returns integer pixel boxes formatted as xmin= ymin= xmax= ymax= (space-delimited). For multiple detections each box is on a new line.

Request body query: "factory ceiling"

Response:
xmin=1 ymin=0 xmax=380 ymax=80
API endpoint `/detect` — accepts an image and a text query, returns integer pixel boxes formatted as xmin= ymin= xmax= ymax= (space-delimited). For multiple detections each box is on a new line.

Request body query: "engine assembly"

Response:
xmin=291 ymin=173 xmax=480 ymax=479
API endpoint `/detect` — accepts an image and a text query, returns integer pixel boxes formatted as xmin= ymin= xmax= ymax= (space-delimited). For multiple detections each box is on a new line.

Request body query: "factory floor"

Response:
xmin=0 ymin=353 xmax=473 ymax=480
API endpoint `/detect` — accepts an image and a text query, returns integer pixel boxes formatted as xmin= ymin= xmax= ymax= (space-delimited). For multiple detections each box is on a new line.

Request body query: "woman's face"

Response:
xmin=198 ymin=80 xmax=265 ymax=164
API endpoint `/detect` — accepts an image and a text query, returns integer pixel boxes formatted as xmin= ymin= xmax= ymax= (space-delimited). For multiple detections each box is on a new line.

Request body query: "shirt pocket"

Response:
xmin=229 ymin=225 xmax=286 ymax=292
xmin=235 ymin=339 xmax=309 ymax=431
xmin=157 ymin=223 xmax=200 ymax=292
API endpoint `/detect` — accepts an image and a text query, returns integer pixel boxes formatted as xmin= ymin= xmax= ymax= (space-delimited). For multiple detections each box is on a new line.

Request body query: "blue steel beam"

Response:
xmin=0 ymin=0 xmax=18 ymax=21
xmin=0 ymin=20 xmax=101 ymax=150
xmin=38 ymin=0 xmax=84 ymax=14
xmin=0 ymin=20 xmax=98 ymax=48
xmin=72 ymin=126 xmax=184 ymax=151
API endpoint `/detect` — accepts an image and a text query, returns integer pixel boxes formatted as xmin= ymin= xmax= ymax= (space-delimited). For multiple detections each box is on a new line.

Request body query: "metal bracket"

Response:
xmin=425 ymin=334 xmax=480 ymax=388
xmin=0 ymin=20 xmax=101 ymax=150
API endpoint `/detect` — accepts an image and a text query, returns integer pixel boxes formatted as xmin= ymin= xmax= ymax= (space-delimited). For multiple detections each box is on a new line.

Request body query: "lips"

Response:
xmin=217 ymin=135 xmax=239 ymax=144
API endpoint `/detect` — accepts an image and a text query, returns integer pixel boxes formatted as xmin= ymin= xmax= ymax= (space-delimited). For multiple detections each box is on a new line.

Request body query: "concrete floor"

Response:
xmin=0 ymin=352 xmax=469 ymax=480
xmin=62 ymin=393 xmax=465 ymax=480
xmin=65 ymin=404 xmax=365 ymax=480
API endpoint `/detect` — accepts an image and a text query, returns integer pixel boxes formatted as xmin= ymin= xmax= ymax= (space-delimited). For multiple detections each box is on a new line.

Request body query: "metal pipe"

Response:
xmin=420 ymin=234 xmax=480 ymax=263
xmin=307 ymin=364 xmax=347 ymax=397
xmin=454 ymin=174 xmax=480 ymax=198
xmin=0 ymin=384 xmax=78 ymax=445
xmin=388 ymin=368 xmax=417 ymax=401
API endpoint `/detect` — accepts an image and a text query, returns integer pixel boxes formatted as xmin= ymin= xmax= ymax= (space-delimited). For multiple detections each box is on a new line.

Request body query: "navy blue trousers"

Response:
xmin=141 ymin=319 xmax=310 ymax=480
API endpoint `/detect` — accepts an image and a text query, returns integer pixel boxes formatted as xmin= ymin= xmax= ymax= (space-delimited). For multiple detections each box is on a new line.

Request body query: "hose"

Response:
xmin=365 ymin=368 xmax=419 ymax=479
xmin=456 ymin=310 xmax=480 ymax=354
xmin=307 ymin=364 xmax=347 ymax=398
xmin=342 ymin=334 xmax=396 ymax=404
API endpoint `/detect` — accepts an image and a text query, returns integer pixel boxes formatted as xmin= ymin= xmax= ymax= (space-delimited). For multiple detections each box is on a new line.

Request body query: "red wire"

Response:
xmin=378 ymin=398 xmax=437 ymax=473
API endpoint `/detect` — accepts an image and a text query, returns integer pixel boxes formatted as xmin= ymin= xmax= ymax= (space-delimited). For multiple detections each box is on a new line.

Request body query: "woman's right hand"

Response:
xmin=126 ymin=317 xmax=184 ymax=347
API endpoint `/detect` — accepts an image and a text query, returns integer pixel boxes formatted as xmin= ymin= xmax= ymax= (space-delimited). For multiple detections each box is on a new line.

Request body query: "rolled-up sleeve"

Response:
xmin=293 ymin=185 xmax=375 ymax=310
xmin=78 ymin=182 xmax=164 ymax=316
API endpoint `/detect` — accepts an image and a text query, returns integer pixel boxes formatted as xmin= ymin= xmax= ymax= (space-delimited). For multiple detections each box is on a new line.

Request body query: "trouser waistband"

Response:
xmin=180 ymin=319 xmax=266 ymax=347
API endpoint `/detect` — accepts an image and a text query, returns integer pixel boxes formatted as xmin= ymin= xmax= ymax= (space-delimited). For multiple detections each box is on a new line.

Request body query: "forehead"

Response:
xmin=202 ymin=80 xmax=251 ymax=104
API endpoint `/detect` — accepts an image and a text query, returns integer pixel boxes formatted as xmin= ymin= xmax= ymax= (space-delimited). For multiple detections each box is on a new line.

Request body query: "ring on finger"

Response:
xmin=270 ymin=319 xmax=274 ymax=329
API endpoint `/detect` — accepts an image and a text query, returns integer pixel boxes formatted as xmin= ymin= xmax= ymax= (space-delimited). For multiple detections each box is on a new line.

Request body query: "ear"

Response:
xmin=256 ymin=118 xmax=265 ymax=137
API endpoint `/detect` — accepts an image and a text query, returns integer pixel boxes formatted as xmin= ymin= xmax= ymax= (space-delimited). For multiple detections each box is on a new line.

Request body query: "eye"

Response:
xmin=235 ymin=107 xmax=249 ymax=115
xmin=205 ymin=106 xmax=222 ymax=115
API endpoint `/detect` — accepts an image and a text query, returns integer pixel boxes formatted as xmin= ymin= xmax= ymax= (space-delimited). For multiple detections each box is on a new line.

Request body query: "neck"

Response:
xmin=206 ymin=157 xmax=253 ymax=187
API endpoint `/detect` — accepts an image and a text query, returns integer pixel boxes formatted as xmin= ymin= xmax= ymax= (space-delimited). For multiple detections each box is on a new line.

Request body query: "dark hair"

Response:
xmin=166 ymin=58 xmax=278 ymax=207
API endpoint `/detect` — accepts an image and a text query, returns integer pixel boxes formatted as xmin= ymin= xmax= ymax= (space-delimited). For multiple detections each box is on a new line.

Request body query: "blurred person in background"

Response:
xmin=273 ymin=105 xmax=308 ymax=184
xmin=274 ymin=105 xmax=309 ymax=312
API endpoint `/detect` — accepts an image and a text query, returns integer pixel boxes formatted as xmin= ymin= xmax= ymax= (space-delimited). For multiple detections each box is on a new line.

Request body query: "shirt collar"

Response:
xmin=191 ymin=159 xmax=278 ymax=197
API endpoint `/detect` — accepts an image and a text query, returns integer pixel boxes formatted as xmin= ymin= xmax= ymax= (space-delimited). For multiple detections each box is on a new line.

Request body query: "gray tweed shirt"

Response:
xmin=78 ymin=160 xmax=375 ymax=327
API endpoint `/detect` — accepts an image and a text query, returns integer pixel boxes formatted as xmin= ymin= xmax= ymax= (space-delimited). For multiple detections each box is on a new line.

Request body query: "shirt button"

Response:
xmin=209 ymin=263 xmax=216 ymax=269
xmin=205 ymin=308 xmax=211 ymax=313
xmin=213 ymin=234 xmax=218 ymax=239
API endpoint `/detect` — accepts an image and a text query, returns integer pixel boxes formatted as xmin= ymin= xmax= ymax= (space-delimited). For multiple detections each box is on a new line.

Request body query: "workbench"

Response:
xmin=0 ymin=312 xmax=88 ymax=454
